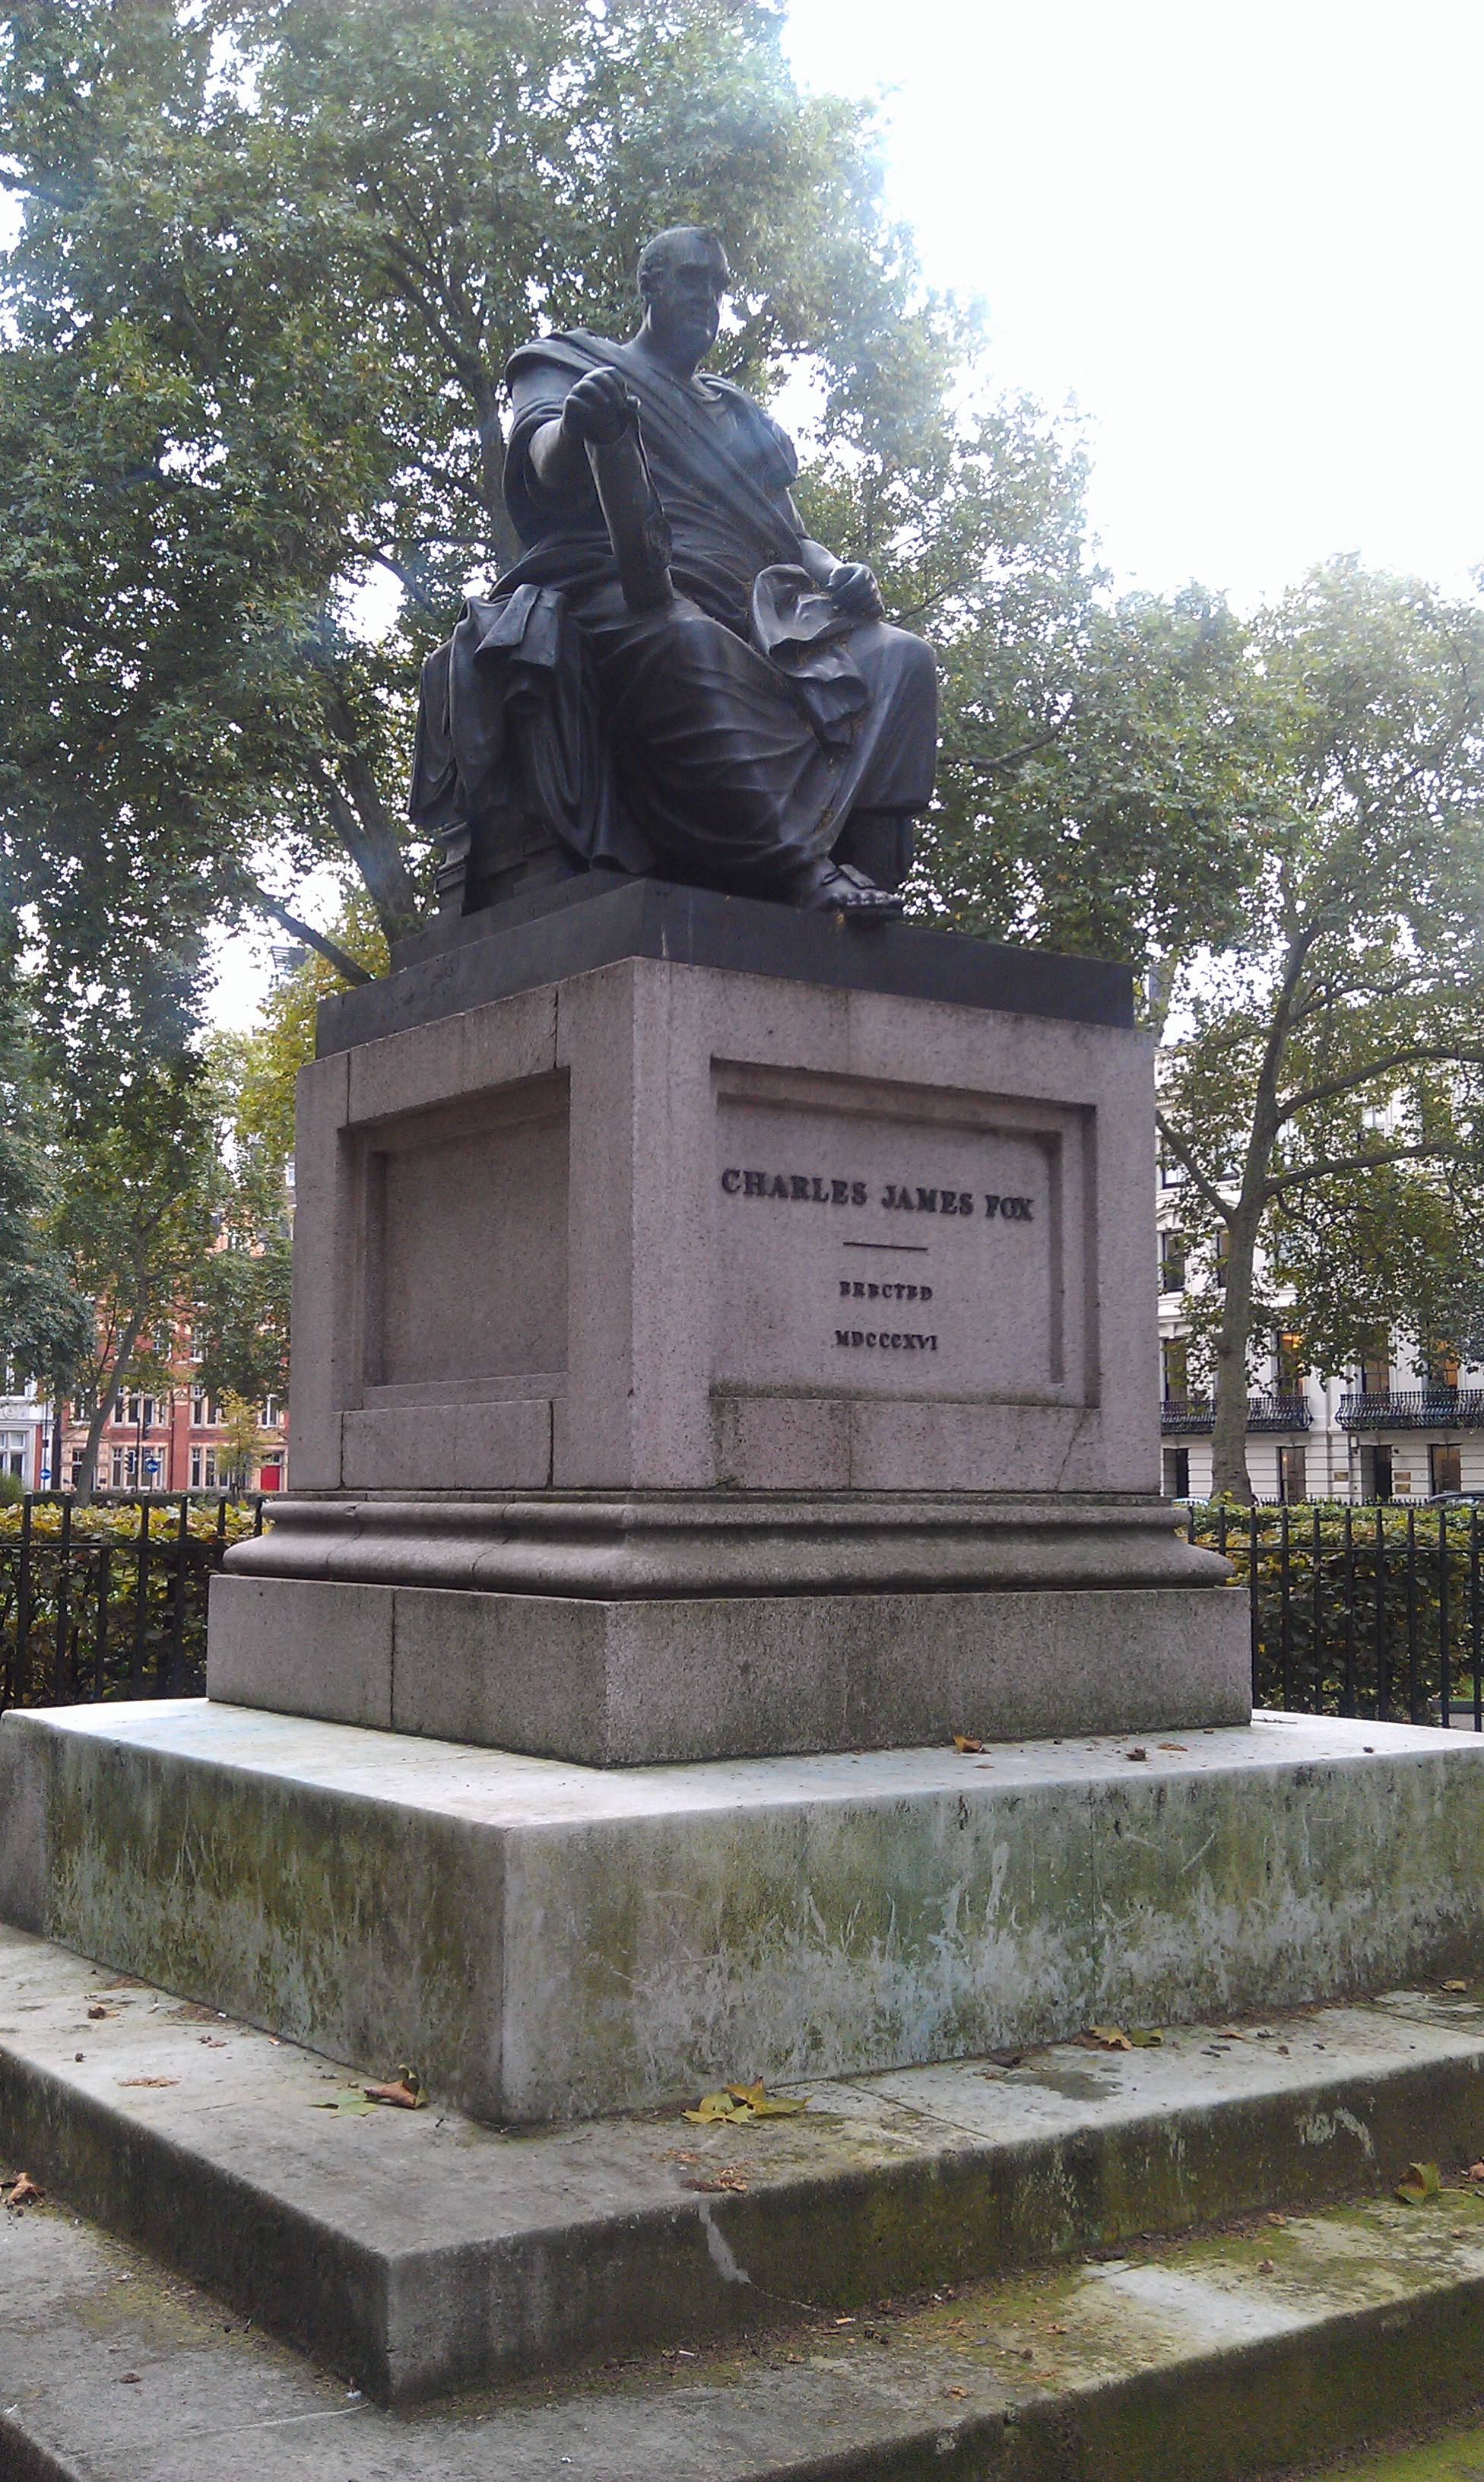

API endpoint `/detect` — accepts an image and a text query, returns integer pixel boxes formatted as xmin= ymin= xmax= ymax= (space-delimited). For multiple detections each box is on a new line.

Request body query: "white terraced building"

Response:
xmin=1156 ymin=1160 xmax=1484 ymax=1503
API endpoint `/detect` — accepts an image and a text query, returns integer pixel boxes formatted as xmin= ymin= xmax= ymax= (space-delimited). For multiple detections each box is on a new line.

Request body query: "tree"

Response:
xmin=0 ymin=0 xmax=977 ymax=986
xmin=1155 ymin=561 xmax=1484 ymax=1500
xmin=0 ymin=973 xmax=92 ymax=1403
xmin=50 ymin=1044 xmax=228 ymax=1496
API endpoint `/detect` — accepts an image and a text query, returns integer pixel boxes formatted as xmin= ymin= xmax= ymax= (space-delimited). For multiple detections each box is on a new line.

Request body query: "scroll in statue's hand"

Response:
xmin=560 ymin=367 xmax=638 ymax=447
xmin=827 ymin=561 xmax=886 ymax=621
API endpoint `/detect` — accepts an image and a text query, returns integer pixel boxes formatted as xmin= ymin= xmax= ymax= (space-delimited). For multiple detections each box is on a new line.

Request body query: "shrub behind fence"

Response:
xmin=1188 ymin=1500 xmax=1484 ymax=1726
xmin=0 ymin=1496 xmax=265 ymax=1709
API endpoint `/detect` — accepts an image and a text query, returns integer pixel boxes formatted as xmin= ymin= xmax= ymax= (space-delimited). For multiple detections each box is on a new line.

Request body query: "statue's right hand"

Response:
xmin=561 ymin=367 xmax=636 ymax=447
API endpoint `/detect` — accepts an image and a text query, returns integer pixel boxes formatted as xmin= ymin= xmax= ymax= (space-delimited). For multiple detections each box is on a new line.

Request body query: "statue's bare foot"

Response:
xmin=789 ymin=860 xmax=905 ymax=922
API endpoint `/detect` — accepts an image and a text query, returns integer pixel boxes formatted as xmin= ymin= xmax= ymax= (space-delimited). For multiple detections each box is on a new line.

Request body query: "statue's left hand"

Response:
xmin=827 ymin=561 xmax=886 ymax=620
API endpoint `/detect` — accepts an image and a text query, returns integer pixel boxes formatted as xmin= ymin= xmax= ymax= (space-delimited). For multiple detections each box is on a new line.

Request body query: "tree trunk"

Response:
xmin=73 ymin=1306 xmax=147 ymax=1505
xmin=1209 ymin=1198 xmax=1263 ymax=1500
xmin=306 ymin=743 xmax=423 ymax=948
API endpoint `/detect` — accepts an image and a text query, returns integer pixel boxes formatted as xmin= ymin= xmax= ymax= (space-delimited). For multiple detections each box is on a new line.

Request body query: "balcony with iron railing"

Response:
xmin=1337 ymin=1389 xmax=1484 ymax=1433
xmin=1161 ymin=1392 xmax=1313 ymax=1436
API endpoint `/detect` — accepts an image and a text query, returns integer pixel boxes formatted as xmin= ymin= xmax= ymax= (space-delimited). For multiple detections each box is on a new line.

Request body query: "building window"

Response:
xmin=1162 ymin=1337 xmax=1189 ymax=1402
xmin=1278 ymin=1444 xmax=1308 ymax=1503
xmin=190 ymin=1446 xmax=217 ymax=1490
xmin=262 ymin=1395 xmax=281 ymax=1429
xmin=1214 ymin=1226 xmax=1230 ymax=1287
xmin=1361 ymin=1445 xmax=1394 ymax=1503
xmin=1360 ymin=1349 xmax=1390 ymax=1395
xmin=1432 ymin=1443 xmax=1463 ymax=1496
xmin=110 ymin=1446 xmax=128 ymax=1489
xmin=1275 ymin=1331 xmax=1305 ymax=1395
xmin=1162 ymin=1446 xmax=1190 ymax=1498
xmin=1425 ymin=1347 xmax=1461 ymax=1392
xmin=0 ymin=1431 xmax=27 ymax=1479
xmin=1159 ymin=1233 xmax=1187 ymax=1293
xmin=191 ymin=1392 xmax=206 ymax=1427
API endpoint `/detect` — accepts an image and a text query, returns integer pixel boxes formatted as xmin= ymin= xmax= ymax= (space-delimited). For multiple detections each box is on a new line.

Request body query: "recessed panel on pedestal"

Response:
xmin=711 ymin=1063 xmax=1089 ymax=1406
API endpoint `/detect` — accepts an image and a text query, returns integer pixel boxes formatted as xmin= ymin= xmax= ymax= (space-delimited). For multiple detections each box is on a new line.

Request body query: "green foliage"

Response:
xmin=1191 ymin=1500 xmax=1484 ymax=1721
xmin=235 ymin=890 xmax=388 ymax=1169
xmin=0 ymin=0 xmax=956 ymax=977
xmin=0 ymin=970 xmax=91 ymax=1392
xmin=0 ymin=1496 xmax=262 ymax=1707
xmin=1157 ymin=563 xmax=1484 ymax=1490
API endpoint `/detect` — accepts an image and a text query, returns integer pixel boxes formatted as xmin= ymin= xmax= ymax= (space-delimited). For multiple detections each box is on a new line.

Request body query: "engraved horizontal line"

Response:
xmin=842 ymin=1240 xmax=931 ymax=1254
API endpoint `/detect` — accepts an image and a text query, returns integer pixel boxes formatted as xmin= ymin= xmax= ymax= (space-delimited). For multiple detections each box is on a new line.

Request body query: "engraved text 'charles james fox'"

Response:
xmin=719 ymin=1169 xmax=1034 ymax=1220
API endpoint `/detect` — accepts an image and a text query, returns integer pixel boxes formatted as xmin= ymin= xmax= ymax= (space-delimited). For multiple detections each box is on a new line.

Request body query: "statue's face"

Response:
xmin=642 ymin=236 xmax=728 ymax=364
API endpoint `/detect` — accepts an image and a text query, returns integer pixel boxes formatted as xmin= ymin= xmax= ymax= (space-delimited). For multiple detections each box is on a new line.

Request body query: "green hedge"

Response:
xmin=0 ymin=1500 xmax=264 ymax=1707
xmin=1188 ymin=1500 xmax=1484 ymax=1722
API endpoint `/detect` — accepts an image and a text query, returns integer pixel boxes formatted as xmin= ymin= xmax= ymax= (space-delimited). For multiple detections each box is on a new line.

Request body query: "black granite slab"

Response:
xmin=316 ymin=877 xmax=1134 ymax=1056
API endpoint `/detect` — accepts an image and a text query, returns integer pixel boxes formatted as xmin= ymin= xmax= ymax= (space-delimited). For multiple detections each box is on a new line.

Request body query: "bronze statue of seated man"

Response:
xmin=411 ymin=227 xmax=937 ymax=919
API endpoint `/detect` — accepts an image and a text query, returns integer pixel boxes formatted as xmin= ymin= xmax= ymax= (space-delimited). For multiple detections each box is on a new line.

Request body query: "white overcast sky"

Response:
xmin=784 ymin=0 xmax=1484 ymax=609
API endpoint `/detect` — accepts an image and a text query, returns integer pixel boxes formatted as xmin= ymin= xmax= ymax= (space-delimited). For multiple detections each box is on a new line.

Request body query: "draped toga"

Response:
xmin=411 ymin=331 xmax=937 ymax=900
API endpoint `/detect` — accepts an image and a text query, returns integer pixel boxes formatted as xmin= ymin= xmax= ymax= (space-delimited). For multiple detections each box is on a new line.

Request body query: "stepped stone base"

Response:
xmin=5 ymin=1702 xmax=1484 ymax=2127
xmin=5 ymin=1922 xmax=1484 ymax=2406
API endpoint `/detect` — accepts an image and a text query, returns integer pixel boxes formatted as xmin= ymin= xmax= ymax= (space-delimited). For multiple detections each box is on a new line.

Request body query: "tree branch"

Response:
xmin=953 ymin=713 xmax=1073 ymax=776
xmin=239 ymin=881 xmax=373 ymax=986
xmin=1276 ymin=1046 xmax=1484 ymax=1124
xmin=1153 ymin=1111 xmax=1232 ymax=1221
xmin=1263 ymin=1137 xmax=1481 ymax=1202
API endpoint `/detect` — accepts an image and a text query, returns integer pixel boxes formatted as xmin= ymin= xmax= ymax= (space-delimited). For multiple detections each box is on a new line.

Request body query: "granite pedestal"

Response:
xmin=211 ymin=881 xmax=1245 ymax=1762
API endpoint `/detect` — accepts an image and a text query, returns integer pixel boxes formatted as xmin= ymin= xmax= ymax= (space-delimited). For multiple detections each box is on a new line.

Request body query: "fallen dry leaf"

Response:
xmin=1466 ymin=2162 xmax=1484 ymax=2182
xmin=1157 ymin=1742 xmax=1188 ymax=1753
xmin=363 ymin=2077 xmax=423 ymax=2109
xmin=683 ymin=2080 xmax=807 ymax=2125
xmin=167 ymin=2003 xmax=225 ymax=2024
xmin=312 ymin=2092 xmax=377 ymax=2115
xmin=1443 ymin=1979 xmax=1470 ymax=1994
xmin=1256 ymin=2258 xmax=1276 ymax=2274
xmin=5 ymin=2175 xmax=43 ymax=2208
xmin=683 ymin=2172 xmax=747 ymax=2194
xmin=1267 ymin=2211 xmax=1289 ymax=2226
xmin=119 ymin=2372 xmax=140 ymax=2385
xmin=1083 ymin=2024 xmax=1134 ymax=2052
xmin=1396 ymin=2160 xmax=1443 ymax=2204
xmin=943 ymin=2385 xmax=968 ymax=2398
xmin=117 ymin=2077 xmax=178 ymax=2090
xmin=684 ymin=2089 xmax=754 ymax=2126
xmin=86 ymin=2005 xmax=112 ymax=2020
xmin=1125 ymin=1746 xmax=1149 ymax=1761
xmin=1047 ymin=2322 xmax=1068 ymax=2334
xmin=1128 ymin=2028 xmax=1164 ymax=2048
xmin=198 ymin=2036 xmax=226 ymax=2048
xmin=952 ymin=1734 xmax=983 ymax=1754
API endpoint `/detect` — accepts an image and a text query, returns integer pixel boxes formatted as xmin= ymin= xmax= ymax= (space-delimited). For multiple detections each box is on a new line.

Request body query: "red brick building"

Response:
xmin=62 ymin=1381 xmax=287 ymax=1496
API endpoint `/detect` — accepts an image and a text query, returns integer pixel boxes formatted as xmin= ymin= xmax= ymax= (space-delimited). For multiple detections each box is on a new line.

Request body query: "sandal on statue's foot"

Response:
xmin=790 ymin=860 xmax=905 ymax=922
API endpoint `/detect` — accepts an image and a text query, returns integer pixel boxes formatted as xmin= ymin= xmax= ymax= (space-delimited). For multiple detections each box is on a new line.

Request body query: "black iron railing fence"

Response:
xmin=1187 ymin=1500 xmax=1484 ymax=1726
xmin=0 ymin=1494 xmax=265 ymax=1711
xmin=1162 ymin=1393 xmax=1312 ymax=1436
xmin=3 ymin=1489 xmax=1478 ymax=1735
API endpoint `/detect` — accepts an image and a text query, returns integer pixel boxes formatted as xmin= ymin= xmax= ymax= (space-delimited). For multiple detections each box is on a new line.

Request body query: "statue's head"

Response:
xmin=637 ymin=226 xmax=729 ymax=365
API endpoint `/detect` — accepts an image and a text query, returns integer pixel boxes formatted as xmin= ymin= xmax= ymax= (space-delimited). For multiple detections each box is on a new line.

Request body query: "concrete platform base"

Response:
xmin=4 ymin=1704 xmax=1484 ymax=2125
